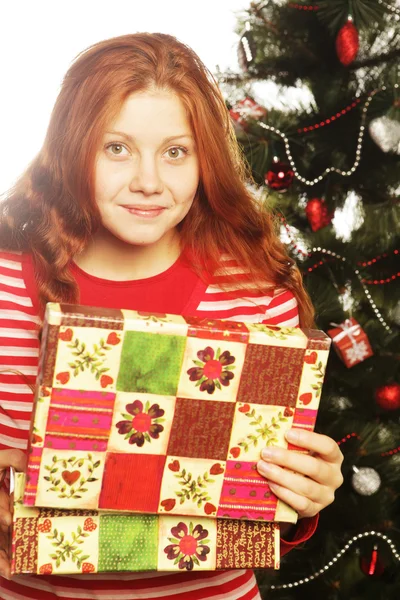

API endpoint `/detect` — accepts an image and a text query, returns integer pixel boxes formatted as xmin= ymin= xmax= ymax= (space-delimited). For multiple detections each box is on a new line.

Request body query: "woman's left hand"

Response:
xmin=256 ymin=428 xmax=344 ymax=519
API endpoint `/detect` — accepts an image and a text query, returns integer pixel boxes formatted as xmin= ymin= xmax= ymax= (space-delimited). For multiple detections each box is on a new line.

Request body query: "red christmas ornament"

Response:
xmin=336 ymin=19 xmax=359 ymax=66
xmin=360 ymin=546 xmax=385 ymax=577
xmin=375 ymin=383 xmax=400 ymax=411
xmin=265 ymin=161 xmax=294 ymax=192
xmin=305 ymin=198 xmax=333 ymax=232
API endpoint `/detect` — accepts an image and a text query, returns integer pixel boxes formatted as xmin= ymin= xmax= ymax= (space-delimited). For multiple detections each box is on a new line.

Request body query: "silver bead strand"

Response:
xmin=269 ymin=531 xmax=400 ymax=590
xmin=378 ymin=0 xmax=400 ymax=19
xmin=258 ymin=89 xmax=383 ymax=186
xmin=311 ymin=247 xmax=392 ymax=333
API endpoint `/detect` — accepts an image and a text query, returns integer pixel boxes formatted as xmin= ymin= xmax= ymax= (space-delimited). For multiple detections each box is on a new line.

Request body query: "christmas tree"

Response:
xmin=218 ymin=1 xmax=400 ymax=598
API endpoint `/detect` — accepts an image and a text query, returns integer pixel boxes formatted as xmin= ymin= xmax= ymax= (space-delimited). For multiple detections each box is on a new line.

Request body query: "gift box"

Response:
xmin=12 ymin=471 xmax=280 ymax=575
xmin=229 ymin=97 xmax=267 ymax=127
xmin=24 ymin=303 xmax=331 ymax=525
xmin=327 ymin=318 xmax=373 ymax=368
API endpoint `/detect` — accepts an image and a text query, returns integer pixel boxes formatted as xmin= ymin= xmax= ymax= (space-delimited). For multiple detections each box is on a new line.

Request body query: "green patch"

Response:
xmin=98 ymin=514 xmax=158 ymax=571
xmin=117 ymin=331 xmax=186 ymax=395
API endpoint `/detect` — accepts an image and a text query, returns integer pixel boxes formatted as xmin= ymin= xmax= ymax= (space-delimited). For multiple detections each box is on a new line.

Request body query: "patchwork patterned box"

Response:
xmin=24 ymin=303 xmax=331 ymax=525
xmin=12 ymin=472 xmax=280 ymax=575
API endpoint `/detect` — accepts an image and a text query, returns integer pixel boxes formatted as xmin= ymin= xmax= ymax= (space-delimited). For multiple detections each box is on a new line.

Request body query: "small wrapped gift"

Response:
xmin=229 ymin=97 xmax=267 ymax=128
xmin=24 ymin=304 xmax=331 ymax=525
xmin=12 ymin=472 xmax=280 ymax=575
xmin=327 ymin=318 xmax=373 ymax=368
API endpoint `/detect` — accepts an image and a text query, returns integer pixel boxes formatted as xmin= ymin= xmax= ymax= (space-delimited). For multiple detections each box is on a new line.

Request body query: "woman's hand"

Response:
xmin=0 ymin=449 xmax=26 ymax=579
xmin=257 ymin=428 xmax=344 ymax=519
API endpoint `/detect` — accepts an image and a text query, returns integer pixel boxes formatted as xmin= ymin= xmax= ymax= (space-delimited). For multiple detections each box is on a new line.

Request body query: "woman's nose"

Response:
xmin=128 ymin=155 xmax=164 ymax=196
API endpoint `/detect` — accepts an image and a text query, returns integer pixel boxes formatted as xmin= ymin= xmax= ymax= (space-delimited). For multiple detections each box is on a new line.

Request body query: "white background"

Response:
xmin=0 ymin=0 xmax=249 ymax=193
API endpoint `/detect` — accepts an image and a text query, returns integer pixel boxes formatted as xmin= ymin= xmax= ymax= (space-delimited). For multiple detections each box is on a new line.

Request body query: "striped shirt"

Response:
xmin=0 ymin=251 xmax=317 ymax=600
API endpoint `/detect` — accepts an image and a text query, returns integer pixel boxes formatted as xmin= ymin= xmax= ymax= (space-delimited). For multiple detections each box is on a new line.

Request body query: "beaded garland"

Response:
xmin=278 ymin=214 xmax=393 ymax=333
xmin=269 ymin=531 xmax=400 ymax=590
xmin=336 ymin=432 xmax=400 ymax=458
xmin=297 ymin=98 xmax=362 ymax=134
xmin=288 ymin=3 xmax=319 ymax=10
xmin=258 ymin=88 xmax=389 ymax=186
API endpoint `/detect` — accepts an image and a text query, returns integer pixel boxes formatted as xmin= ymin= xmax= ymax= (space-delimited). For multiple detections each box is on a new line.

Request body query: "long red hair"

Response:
xmin=0 ymin=33 xmax=314 ymax=327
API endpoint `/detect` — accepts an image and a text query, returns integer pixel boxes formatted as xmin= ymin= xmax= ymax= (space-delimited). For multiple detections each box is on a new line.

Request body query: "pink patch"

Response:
xmin=217 ymin=460 xmax=278 ymax=520
xmin=23 ymin=446 xmax=43 ymax=505
xmin=44 ymin=389 xmax=115 ymax=450
xmin=44 ymin=435 xmax=108 ymax=452
xmin=292 ymin=408 xmax=317 ymax=428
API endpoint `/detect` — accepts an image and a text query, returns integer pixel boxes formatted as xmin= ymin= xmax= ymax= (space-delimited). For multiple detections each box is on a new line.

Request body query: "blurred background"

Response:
xmin=0 ymin=0 xmax=249 ymax=192
xmin=1 ymin=1 xmax=399 ymax=599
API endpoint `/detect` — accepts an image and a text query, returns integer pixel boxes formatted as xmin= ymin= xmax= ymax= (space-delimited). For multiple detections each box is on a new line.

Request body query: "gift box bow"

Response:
xmin=328 ymin=318 xmax=362 ymax=344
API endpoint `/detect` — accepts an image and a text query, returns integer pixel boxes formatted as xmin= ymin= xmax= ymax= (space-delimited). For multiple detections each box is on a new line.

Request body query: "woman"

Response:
xmin=0 ymin=33 xmax=343 ymax=600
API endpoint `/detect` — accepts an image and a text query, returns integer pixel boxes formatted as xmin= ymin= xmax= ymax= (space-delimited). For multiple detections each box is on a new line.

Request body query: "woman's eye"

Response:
xmin=106 ymin=143 xmax=128 ymax=156
xmin=166 ymin=146 xmax=188 ymax=160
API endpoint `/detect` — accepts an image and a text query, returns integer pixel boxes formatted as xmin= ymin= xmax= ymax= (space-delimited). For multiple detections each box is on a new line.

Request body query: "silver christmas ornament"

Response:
xmin=389 ymin=300 xmax=400 ymax=326
xmin=351 ymin=466 xmax=381 ymax=496
xmin=369 ymin=116 xmax=400 ymax=154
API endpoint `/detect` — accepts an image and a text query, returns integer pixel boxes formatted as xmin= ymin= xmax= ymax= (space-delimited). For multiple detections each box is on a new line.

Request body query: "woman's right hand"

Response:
xmin=0 ymin=449 xmax=26 ymax=579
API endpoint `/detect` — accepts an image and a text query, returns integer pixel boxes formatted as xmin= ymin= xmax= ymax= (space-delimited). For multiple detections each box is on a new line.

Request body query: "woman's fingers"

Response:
xmin=0 ymin=449 xmax=26 ymax=473
xmin=258 ymin=446 xmax=332 ymax=485
xmin=257 ymin=462 xmax=323 ymax=501
xmin=267 ymin=481 xmax=322 ymax=518
xmin=0 ymin=509 xmax=11 ymax=528
xmin=0 ymin=451 xmax=22 ymax=580
xmin=0 ymin=523 xmax=10 ymax=579
xmin=0 ymin=550 xmax=11 ymax=579
xmin=256 ymin=429 xmax=344 ymax=519
xmin=286 ymin=429 xmax=344 ymax=465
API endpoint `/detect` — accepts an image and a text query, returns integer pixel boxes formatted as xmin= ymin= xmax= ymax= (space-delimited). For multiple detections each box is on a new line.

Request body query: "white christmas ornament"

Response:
xmin=351 ymin=466 xmax=381 ymax=496
xmin=369 ymin=116 xmax=400 ymax=154
xmin=344 ymin=340 xmax=371 ymax=366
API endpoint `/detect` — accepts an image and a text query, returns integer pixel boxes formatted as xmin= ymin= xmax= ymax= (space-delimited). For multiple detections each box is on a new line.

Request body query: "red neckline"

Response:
xmin=69 ymin=253 xmax=184 ymax=287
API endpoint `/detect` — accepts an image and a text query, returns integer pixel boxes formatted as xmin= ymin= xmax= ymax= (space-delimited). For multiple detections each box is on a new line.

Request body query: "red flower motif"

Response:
xmin=100 ymin=374 xmax=113 ymax=388
xmin=106 ymin=332 xmax=121 ymax=345
xmin=209 ymin=463 xmax=224 ymax=475
xmin=187 ymin=346 xmax=235 ymax=394
xmin=230 ymin=447 xmax=241 ymax=458
xmin=164 ymin=522 xmax=210 ymax=571
xmin=83 ymin=518 xmax=97 ymax=532
xmin=204 ymin=502 xmax=217 ymax=515
xmin=161 ymin=498 xmax=176 ymax=511
xmin=116 ymin=400 xmax=165 ymax=446
xmin=168 ymin=460 xmax=180 ymax=472
xmin=39 ymin=563 xmax=53 ymax=574
xmin=59 ymin=328 xmax=73 ymax=342
xmin=56 ymin=371 xmax=70 ymax=385
xmin=38 ymin=519 xmax=52 ymax=533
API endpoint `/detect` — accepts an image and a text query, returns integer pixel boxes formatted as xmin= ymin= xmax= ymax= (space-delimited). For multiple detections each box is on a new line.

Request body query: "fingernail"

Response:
xmin=261 ymin=448 xmax=277 ymax=460
xmin=259 ymin=462 xmax=276 ymax=473
xmin=269 ymin=482 xmax=281 ymax=491
xmin=285 ymin=429 xmax=298 ymax=442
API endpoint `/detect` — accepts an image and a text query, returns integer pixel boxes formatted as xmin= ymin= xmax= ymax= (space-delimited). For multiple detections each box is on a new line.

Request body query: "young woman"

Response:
xmin=0 ymin=33 xmax=343 ymax=600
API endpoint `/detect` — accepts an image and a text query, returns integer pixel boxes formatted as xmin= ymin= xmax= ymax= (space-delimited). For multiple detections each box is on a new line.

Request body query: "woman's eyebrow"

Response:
xmin=104 ymin=130 xmax=193 ymax=144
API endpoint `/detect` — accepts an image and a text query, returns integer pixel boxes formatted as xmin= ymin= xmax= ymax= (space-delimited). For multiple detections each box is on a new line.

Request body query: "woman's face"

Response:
xmin=94 ymin=88 xmax=200 ymax=248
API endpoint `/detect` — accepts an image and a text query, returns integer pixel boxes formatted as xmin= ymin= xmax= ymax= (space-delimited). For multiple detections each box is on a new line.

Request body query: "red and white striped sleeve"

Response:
xmin=193 ymin=256 xmax=300 ymax=327
xmin=262 ymin=288 xmax=300 ymax=327
xmin=0 ymin=251 xmax=40 ymax=452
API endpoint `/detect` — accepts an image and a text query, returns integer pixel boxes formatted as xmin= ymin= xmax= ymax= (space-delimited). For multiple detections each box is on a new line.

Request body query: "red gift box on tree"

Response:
xmin=327 ymin=318 xmax=373 ymax=368
xmin=229 ymin=97 xmax=267 ymax=128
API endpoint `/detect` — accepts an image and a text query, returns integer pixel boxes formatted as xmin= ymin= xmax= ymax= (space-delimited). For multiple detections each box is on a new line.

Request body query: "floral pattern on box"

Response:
xmin=24 ymin=303 xmax=331 ymax=525
xmin=12 ymin=473 xmax=279 ymax=574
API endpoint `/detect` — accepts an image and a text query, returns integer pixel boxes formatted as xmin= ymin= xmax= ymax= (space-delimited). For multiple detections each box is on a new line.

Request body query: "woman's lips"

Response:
xmin=121 ymin=205 xmax=167 ymax=218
